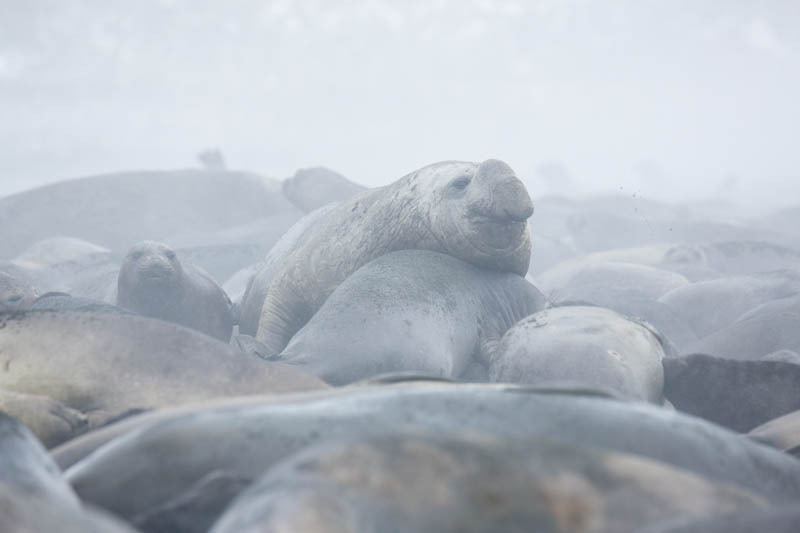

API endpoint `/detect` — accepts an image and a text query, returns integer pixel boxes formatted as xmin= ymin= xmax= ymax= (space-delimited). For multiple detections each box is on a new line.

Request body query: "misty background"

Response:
xmin=1 ymin=0 xmax=798 ymax=211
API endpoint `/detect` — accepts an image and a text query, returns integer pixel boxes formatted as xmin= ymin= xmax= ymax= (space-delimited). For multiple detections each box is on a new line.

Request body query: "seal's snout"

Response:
xmin=137 ymin=256 xmax=173 ymax=279
xmin=477 ymin=159 xmax=534 ymax=222
xmin=492 ymin=176 xmax=534 ymax=222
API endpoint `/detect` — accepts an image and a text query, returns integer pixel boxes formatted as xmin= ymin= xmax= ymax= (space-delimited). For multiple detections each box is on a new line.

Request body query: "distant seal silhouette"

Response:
xmin=256 ymin=159 xmax=534 ymax=355
xmin=117 ymin=241 xmax=234 ymax=341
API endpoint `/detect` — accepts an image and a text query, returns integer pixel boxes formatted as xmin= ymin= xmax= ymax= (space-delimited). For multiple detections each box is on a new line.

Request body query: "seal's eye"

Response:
xmin=165 ymin=251 xmax=176 ymax=260
xmin=130 ymin=251 xmax=143 ymax=260
xmin=451 ymin=176 xmax=471 ymax=190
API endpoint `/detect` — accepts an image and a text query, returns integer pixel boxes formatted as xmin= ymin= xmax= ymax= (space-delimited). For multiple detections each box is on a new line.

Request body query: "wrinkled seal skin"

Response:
xmin=256 ymin=159 xmax=534 ymax=355
xmin=210 ymin=434 xmax=763 ymax=533
xmin=238 ymin=204 xmax=339 ymax=336
xmin=278 ymin=250 xmax=547 ymax=385
xmin=117 ymin=240 xmax=234 ymax=341
xmin=64 ymin=383 xmax=800 ymax=528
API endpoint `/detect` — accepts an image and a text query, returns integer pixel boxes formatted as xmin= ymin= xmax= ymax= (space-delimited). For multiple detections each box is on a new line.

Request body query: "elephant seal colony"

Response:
xmin=2 ymin=158 xmax=800 ymax=532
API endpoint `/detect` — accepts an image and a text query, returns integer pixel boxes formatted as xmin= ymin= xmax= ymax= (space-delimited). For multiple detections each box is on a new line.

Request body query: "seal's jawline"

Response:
xmin=449 ymin=209 xmax=529 ymax=257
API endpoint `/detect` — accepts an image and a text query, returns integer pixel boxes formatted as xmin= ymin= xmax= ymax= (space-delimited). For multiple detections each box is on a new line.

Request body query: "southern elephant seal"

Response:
xmin=489 ymin=306 xmax=666 ymax=403
xmin=64 ymin=383 xmax=800 ymax=529
xmin=277 ymin=250 xmax=547 ymax=385
xmin=256 ymin=159 xmax=534 ymax=355
xmin=0 ymin=309 xmax=327 ymax=427
xmin=210 ymin=433 xmax=763 ymax=533
xmin=117 ymin=241 xmax=234 ymax=341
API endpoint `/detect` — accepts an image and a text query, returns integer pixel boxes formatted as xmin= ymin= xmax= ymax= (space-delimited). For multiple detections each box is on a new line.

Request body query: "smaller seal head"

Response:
xmin=117 ymin=241 xmax=184 ymax=318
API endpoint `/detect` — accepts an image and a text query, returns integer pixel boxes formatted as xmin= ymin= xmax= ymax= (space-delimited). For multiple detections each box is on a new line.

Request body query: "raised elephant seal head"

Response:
xmin=117 ymin=241 xmax=184 ymax=317
xmin=422 ymin=159 xmax=533 ymax=275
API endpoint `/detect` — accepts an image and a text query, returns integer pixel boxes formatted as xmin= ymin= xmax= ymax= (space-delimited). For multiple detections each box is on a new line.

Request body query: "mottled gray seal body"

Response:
xmin=64 ymin=383 xmax=800 ymax=526
xmin=256 ymin=159 xmax=534 ymax=354
xmin=0 ymin=309 xmax=327 ymax=425
xmin=211 ymin=434 xmax=763 ymax=533
xmin=117 ymin=241 xmax=234 ymax=341
xmin=278 ymin=250 xmax=547 ymax=384
xmin=490 ymin=306 xmax=666 ymax=403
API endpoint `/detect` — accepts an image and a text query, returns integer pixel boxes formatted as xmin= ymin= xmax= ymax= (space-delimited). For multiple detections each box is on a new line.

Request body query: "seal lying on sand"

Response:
xmin=255 ymin=159 xmax=534 ymax=355
xmin=117 ymin=241 xmax=234 ymax=341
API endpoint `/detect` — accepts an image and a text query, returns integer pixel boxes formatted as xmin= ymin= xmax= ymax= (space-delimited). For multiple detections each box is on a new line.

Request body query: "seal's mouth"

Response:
xmin=467 ymin=215 xmax=528 ymax=253
xmin=136 ymin=267 xmax=174 ymax=285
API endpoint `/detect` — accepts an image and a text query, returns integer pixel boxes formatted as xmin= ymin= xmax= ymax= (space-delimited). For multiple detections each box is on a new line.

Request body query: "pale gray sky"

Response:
xmin=1 ymin=0 xmax=798 ymax=208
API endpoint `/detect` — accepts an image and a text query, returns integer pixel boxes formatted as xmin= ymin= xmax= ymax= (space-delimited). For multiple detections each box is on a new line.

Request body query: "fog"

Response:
xmin=2 ymin=0 xmax=798 ymax=209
